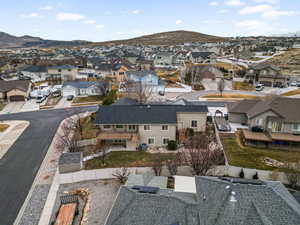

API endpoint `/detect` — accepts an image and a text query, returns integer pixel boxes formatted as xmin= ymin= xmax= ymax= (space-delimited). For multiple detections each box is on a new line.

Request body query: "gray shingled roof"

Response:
xmin=59 ymin=152 xmax=82 ymax=165
xmin=95 ymin=105 xmax=208 ymax=125
xmin=126 ymin=70 xmax=157 ymax=78
xmin=228 ymin=97 xmax=300 ymax=123
xmin=0 ymin=80 xmax=31 ymax=92
xmin=105 ymin=176 xmax=300 ymax=225
xmin=62 ymin=81 xmax=108 ymax=90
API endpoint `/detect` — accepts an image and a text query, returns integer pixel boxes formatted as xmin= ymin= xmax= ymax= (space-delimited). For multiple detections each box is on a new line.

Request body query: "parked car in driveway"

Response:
xmin=67 ymin=95 xmax=74 ymax=101
xmin=36 ymin=96 xmax=46 ymax=104
xmin=255 ymin=84 xmax=264 ymax=91
xmin=290 ymin=81 xmax=297 ymax=87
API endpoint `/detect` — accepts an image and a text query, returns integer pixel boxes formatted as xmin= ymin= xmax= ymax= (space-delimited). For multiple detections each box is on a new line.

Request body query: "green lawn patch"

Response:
xmin=85 ymin=151 xmax=175 ymax=169
xmin=73 ymin=95 xmax=105 ymax=104
xmin=221 ymin=133 xmax=300 ymax=173
xmin=0 ymin=103 xmax=6 ymax=111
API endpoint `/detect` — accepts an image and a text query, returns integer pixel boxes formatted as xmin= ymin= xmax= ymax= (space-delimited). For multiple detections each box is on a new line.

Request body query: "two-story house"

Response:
xmin=154 ymin=52 xmax=175 ymax=66
xmin=47 ymin=65 xmax=78 ymax=84
xmin=245 ymin=63 xmax=287 ymax=87
xmin=94 ymin=104 xmax=208 ymax=150
xmin=187 ymin=52 xmax=217 ymax=64
xmin=228 ymin=97 xmax=300 ymax=149
xmin=125 ymin=70 xmax=165 ymax=94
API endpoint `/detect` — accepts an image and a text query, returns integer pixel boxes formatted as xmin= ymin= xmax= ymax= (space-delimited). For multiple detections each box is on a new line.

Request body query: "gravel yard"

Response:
xmin=19 ymin=184 xmax=51 ymax=225
xmin=50 ymin=179 xmax=120 ymax=225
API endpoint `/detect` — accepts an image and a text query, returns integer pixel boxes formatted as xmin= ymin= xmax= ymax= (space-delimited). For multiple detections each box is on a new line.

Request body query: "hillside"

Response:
xmin=92 ymin=30 xmax=228 ymax=46
xmin=0 ymin=31 xmax=90 ymax=48
xmin=267 ymin=49 xmax=300 ymax=75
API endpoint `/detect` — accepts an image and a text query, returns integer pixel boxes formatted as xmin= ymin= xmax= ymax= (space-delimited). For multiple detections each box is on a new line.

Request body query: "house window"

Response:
xmin=103 ymin=125 xmax=111 ymax=129
xmin=293 ymin=123 xmax=300 ymax=131
xmin=162 ymin=125 xmax=168 ymax=131
xmin=256 ymin=119 xmax=263 ymax=126
xmin=191 ymin=120 xmax=198 ymax=128
xmin=116 ymin=125 xmax=124 ymax=129
xmin=144 ymin=125 xmax=151 ymax=131
xmin=148 ymin=138 xmax=155 ymax=145
xmin=128 ymin=125 xmax=136 ymax=131
xmin=162 ymin=138 xmax=169 ymax=145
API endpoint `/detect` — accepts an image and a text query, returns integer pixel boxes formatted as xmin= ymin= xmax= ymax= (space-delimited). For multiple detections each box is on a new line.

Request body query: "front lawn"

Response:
xmin=78 ymin=114 xmax=99 ymax=139
xmin=0 ymin=103 xmax=6 ymax=111
xmin=233 ymin=82 xmax=254 ymax=91
xmin=85 ymin=151 xmax=176 ymax=170
xmin=203 ymin=93 xmax=259 ymax=99
xmin=46 ymin=96 xmax=61 ymax=106
xmin=73 ymin=95 xmax=105 ymax=104
xmin=221 ymin=133 xmax=300 ymax=172
xmin=282 ymin=88 xmax=300 ymax=97
xmin=0 ymin=124 xmax=10 ymax=132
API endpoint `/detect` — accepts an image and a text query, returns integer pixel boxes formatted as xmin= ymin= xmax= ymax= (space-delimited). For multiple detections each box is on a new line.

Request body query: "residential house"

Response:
xmin=0 ymin=80 xmax=31 ymax=102
xmin=123 ymin=52 xmax=140 ymax=64
xmin=94 ymin=104 xmax=208 ymax=150
xmin=47 ymin=65 xmax=78 ymax=84
xmin=112 ymin=64 xmax=130 ymax=83
xmin=136 ymin=58 xmax=154 ymax=71
xmin=228 ymin=97 xmax=300 ymax=149
xmin=245 ymin=63 xmax=287 ymax=87
xmin=21 ymin=65 xmax=48 ymax=82
xmin=188 ymin=52 xmax=217 ymax=64
xmin=104 ymin=176 xmax=300 ymax=225
xmin=62 ymin=81 xmax=109 ymax=97
xmin=154 ymin=52 xmax=175 ymax=66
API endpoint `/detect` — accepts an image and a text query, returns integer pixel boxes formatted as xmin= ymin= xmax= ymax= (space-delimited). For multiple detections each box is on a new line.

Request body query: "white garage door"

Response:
xmin=62 ymin=87 xmax=76 ymax=97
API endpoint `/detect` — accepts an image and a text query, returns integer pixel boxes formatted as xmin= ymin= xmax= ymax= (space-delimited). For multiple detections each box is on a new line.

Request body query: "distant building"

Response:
xmin=47 ymin=65 xmax=78 ymax=84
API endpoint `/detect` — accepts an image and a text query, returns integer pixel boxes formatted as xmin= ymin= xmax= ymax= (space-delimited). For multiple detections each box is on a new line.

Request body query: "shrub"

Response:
xmin=239 ymin=169 xmax=245 ymax=178
xmin=167 ymin=140 xmax=178 ymax=151
xmin=185 ymin=128 xmax=194 ymax=138
xmin=253 ymin=172 xmax=259 ymax=180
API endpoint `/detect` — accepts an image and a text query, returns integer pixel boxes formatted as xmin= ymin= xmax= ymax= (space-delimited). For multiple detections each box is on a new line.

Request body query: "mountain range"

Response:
xmin=0 ymin=30 xmax=227 ymax=49
xmin=272 ymin=30 xmax=300 ymax=37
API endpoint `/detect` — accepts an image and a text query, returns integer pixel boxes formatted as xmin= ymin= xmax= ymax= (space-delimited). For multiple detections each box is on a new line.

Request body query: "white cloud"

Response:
xmin=235 ymin=20 xmax=267 ymax=30
xmin=56 ymin=13 xmax=85 ymax=21
xmin=218 ymin=9 xmax=229 ymax=13
xmin=210 ymin=1 xmax=219 ymax=6
xmin=132 ymin=10 xmax=141 ymax=14
xmin=21 ymin=13 xmax=42 ymax=19
xmin=262 ymin=9 xmax=297 ymax=20
xmin=40 ymin=6 xmax=53 ymax=11
xmin=117 ymin=32 xmax=124 ymax=35
xmin=253 ymin=0 xmax=279 ymax=4
xmin=176 ymin=19 xmax=183 ymax=25
xmin=225 ymin=0 xmax=246 ymax=7
xmin=84 ymin=20 xmax=96 ymax=24
xmin=105 ymin=11 xmax=112 ymax=15
xmin=95 ymin=24 xmax=105 ymax=29
xmin=239 ymin=4 xmax=273 ymax=15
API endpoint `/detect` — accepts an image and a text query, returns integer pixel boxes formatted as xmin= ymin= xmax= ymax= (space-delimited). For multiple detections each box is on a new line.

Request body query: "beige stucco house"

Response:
xmin=94 ymin=104 xmax=208 ymax=150
xmin=47 ymin=65 xmax=78 ymax=84
xmin=0 ymin=80 xmax=31 ymax=102
xmin=228 ymin=97 xmax=300 ymax=149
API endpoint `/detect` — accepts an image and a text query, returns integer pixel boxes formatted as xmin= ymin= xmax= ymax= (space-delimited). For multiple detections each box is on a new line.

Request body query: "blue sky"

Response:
xmin=0 ymin=0 xmax=299 ymax=41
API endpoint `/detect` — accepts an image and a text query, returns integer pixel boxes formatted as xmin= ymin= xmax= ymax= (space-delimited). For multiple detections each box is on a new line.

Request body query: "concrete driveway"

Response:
xmin=0 ymin=102 xmax=25 ymax=115
xmin=55 ymin=97 xmax=72 ymax=109
xmin=20 ymin=99 xmax=40 ymax=112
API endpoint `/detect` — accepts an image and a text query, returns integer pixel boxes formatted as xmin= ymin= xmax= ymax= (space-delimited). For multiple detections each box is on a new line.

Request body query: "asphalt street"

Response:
xmin=0 ymin=106 xmax=97 ymax=225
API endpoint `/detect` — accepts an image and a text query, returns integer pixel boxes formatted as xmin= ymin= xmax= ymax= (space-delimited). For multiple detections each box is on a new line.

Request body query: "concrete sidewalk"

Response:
xmin=0 ymin=102 xmax=24 ymax=115
xmin=0 ymin=120 xmax=30 ymax=159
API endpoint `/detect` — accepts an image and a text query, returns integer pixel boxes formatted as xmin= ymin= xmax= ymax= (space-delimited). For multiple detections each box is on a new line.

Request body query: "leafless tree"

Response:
xmin=218 ymin=78 xmax=225 ymax=97
xmin=152 ymin=153 xmax=164 ymax=176
xmin=55 ymin=118 xmax=81 ymax=153
xmin=182 ymin=134 xmax=224 ymax=176
xmin=121 ymin=79 xmax=152 ymax=104
xmin=95 ymin=139 xmax=109 ymax=165
xmin=113 ymin=167 xmax=130 ymax=184
xmin=166 ymin=153 xmax=182 ymax=176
